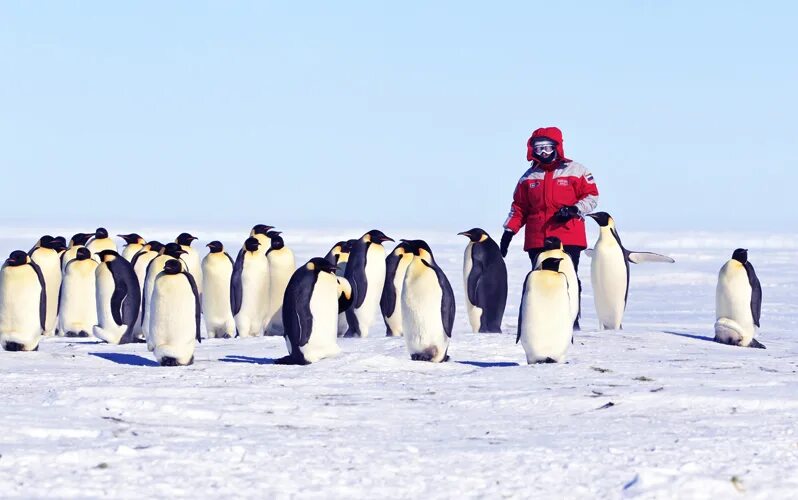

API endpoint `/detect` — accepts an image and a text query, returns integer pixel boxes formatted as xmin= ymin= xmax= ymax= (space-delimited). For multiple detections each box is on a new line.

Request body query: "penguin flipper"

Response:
xmin=109 ymin=279 xmax=127 ymax=326
xmin=282 ymin=276 xmax=314 ymax=347
xmin=230 ymin=249 xmax=244 ymax=316
xmin=28 ymin=260 xmax=48 ymax=331
xmin=744 ymin=262 xmax=762 ymax=327
xmin=626 ymin=251 xmax=675 ymax=264
xmin=184 ymin=272 xmax=202 ymax=343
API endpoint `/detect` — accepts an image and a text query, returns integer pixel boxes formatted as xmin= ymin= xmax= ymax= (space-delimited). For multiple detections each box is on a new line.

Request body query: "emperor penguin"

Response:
xmin=265 ymin=234 xmax=297 ymax=336
xmin=29 ymin=235 xmax=65 ymax=337
xmin=231 ymin=237 xmax=271 ymax=337
xmin=119 ymin=233 xmax=147 ymax=261
xmin=93 ymin=250 xmax=141 ymax=345
xmin=534 ymin=236 xmax=579 ymax=331
xmin=201 ymin=241 xmax=236 ymax=339
xmin=325 ymin=239 xmax=355 ymax=336
xmin=0 ymin=250 xmax=46 ymax=351
xmin=86 ymin=227 xmax=117 ymax=258
xmin=517 ymin=257 xmax=573 ymax=364
xmin=140 ymin=243 xmax=187 ymax=341
xmin=148 ymin=258 xmax=202 ymax=366
xmin=61 ymin=232 xmax=94 ymax=272
xmin=458 ymin=228 xmax=508 ymax=333
xmin=250 ymin=224 xmax=275 ymax=248
xmin=343 ymin=229 xmax=394 ymax=338
xmin=379 ymin=240 xmax=415 ymax=337
xmin=714 ymin=249 xmax=766 ymax=349
xmin=58 ymin=247 xmax=98 ymax=337
xmin=176 ymin=232 xmax=203 ymax=294
xmin=400 ymin=240 xmax=454 ymax=362
xmin=276 ymin=257 xmax=352 ymax=365
xmin=586 ymin=212 xmax=674 ymax=330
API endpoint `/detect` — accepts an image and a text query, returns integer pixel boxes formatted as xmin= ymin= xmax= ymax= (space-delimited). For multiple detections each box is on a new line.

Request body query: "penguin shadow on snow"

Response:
xmin=219 ymin=355 xmax=277 ymax=365
xmin=457 ymin=360 xmax=520 ymax=368
xmin=662 ymin=330 xmax=716 ymax=343
xmin=89 ymin=352 xmax=160 ymax=367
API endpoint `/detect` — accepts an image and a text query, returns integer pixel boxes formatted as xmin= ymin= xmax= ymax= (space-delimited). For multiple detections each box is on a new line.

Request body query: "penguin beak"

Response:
xmin=586 ymin=213 xmax=598 ymax=221
xmin=457 ymin=231 xmax=471 ymax=238
xmin=381 ymin=236 xmax=395 ymax=243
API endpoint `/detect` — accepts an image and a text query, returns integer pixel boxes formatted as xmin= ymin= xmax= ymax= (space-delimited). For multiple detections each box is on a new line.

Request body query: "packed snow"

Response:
xmin=0 ymin=226 xmax=796 ymax=498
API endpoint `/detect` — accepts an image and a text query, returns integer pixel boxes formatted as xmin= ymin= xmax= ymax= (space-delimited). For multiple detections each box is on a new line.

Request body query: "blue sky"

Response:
xmin=1 ymin=1 xmax=796 ymax=233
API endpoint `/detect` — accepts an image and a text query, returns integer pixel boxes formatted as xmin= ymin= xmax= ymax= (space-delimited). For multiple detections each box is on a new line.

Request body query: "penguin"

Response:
xmin=176 ymin=232 xmax=203 ymax=295
xmin=201 ymin=241 xmax=236 ymax=339
xmin=140 ymin=243 xmax=187 ymax=342
xmin=714 ymin=249 xmax=766 ymax=349
xmin=29 ymin=235 xmax=65 ymax=337
xmin=250 ymin=224 xmax=275 ymax=249
xmin=93 ymin=250 xmax=141 ymax=345
xmin=119 ymin=233 xmax=147 ymax=261
xmin=533 ymin=236 xmax=580 ymax=331
xmin=343 ymin=229 xmax=394 ymax=338
xmin=517 ymin=257 xmax=573 ymax=364
xmin=400 ymin=240 xmax=454 ymax=362
xmin=585 ymin=212 xmax=675 ymax=330
xmin=58 ymin=247 xmax=98 ymax=337
xmin=0 ymin=250 xmax=46 ymax=351
xmin=379 ymin=241 xmax=415 ymax=337
xmin=275 ymin=257 xmax=350 ymax=365
xmin=325 ymin=239 xmax=355 ymax=336
xmin=60 ymin=232 xmax=94 ymax=272
xmin=148 ymin=258 xmax=202 ymax=366
xmin=264 ymin=234 xmax=296 ymax=336
xmin=86 ymin=227 xmax=117 ymax=258
xmin=458 ymin=228 xmax=508 ymax=333
xmin=231 ymin=237 xmax=271 ymax=338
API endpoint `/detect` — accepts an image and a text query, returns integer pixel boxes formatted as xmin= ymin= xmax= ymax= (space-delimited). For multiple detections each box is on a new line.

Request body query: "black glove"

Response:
xmin=499 ymin=230 xmax=514 ymax=258
xmin=554 ymin=205 xmax=579 ymax=223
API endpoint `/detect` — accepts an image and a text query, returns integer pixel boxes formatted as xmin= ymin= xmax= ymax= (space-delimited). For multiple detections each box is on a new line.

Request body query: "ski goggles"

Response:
xmin=532 ymin=142 xmax=555 ymax=155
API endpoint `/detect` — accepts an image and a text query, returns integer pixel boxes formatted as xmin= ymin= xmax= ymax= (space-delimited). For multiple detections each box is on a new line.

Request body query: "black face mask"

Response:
xmin=533 ymin=150 xmax=558 ymax=164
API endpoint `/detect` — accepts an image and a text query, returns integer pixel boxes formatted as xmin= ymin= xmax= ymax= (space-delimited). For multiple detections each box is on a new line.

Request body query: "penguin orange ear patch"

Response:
xmin=306 ymin=262 xmax=315 ymax=271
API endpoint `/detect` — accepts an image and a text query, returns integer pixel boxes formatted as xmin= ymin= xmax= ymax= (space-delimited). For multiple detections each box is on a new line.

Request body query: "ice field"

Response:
xmin=0 ymin=226 xmax=797 ymax=498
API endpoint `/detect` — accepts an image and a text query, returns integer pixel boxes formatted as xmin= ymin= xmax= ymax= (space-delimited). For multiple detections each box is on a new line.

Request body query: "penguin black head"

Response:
xmin=265 ymin=230 xmax=282 ymax=239
xmin=95 ymin=227 xmax=109 ymax=239
xmin=402 ymin=239 xmax=435 ymax=263
xmin=394 ymin=240 xmax=415 ymax=255
xmin=541 ymin=257 xmax=563 ymax=272
xmin=732 ymin=248 xmax=749 ymax=264
xmin=75 ymin=247 xmax=92 ymax=261
xmin=306 ymin=257 xmax=337 ymax=274
xmin=119 ymin=233 xmax=144 ymax=245
xmin=37 ymin=235 xmax=55 ymax=248
xmin=148 ymin=241 xmax=164 ymax=253
xmin=53 ymin=236 xmax=67 ymax=247
xmin=543 ymin=236 xmax=563 ymax=251
xmin=244 ymin=237 xmax=260 ymax=252
xmin=457 ymin=228 xmax=489 ymax=243
xmin=251 ymin=224 xmax=274 ymax=236
xmin=344 ymin=239 xmax=357 ymax=252
xmin=586 ymin=212 xmax=612 ymax=227
xmin=96 ymin=250 xmax=121 ymax=262
xmin=70 ymin=233 xmax=94 ymax=247
xmin=163 ymin=243 xmax=186 ymax=258
xmin=163 ymin=258 xmax=183 ymax=275
xmin=176 ymin=233 xmax=197 ymax=246
xmin=206 ymin=241 xmax=224 ymax=253
xmin=364 ymin=229 xmax=394 ymax=244
xmin=42 ymin=237 xmax=65 ymax=251
xmin=5 ymin=250 xmax=29 ymax=267
xmin=267 ymin=235 xmax=285 ymax=255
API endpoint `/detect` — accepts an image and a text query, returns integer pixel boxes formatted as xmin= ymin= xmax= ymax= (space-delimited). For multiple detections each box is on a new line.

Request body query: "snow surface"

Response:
xmin=1 ymin=227 xmax=797 ymax=498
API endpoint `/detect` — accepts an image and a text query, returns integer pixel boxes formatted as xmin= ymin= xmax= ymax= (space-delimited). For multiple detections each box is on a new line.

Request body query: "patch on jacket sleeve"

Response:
xmin=585 ymin=173 xmax=595 ymax=183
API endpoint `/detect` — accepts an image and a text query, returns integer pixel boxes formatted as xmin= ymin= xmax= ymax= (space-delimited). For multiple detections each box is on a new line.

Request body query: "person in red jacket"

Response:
xmin=500 ymin=126 xmax=599 ymax=329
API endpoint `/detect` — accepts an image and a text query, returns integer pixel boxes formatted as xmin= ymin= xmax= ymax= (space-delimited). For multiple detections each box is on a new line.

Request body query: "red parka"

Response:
xmin=503 ymin=127 xmax=599 ymax=250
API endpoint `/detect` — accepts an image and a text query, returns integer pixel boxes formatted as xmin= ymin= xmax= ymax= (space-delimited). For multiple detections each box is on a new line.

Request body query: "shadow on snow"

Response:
xmin=457 ymin=360 xmax=520 ymax=368
xmin=89 ymin=352 xmax=160 ymax=367
xmin=662 ymin=330 xmax=715 ymax=342
xmin=219 ymin=355 xmax=277 ymax=365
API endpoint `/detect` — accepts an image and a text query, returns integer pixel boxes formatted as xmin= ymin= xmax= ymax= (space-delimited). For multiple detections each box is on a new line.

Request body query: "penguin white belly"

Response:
xmin=33 ymin=251 xmax=61 ymax=336
xmin=265 ymin=252 xmax=296 ymax=335
xmin=93 ymin=264 xmax=127 ymax=344
xmin=150 ymin=275 xmax=197 ymax=365
xmin=61 ymin=247 xmax=80 ymax=272
xmin=385 ymin=255 xmax=412 ymax=336
xmin=122 ymin=244 xmax=144 ymax=262
xmin=715 ymin=264 xmax=755 ymax=345
xmin=182 ymin=247 xmax=203 ymax=294
xmin=202 ymin=257 xmax=235 ymax=338
xmin=536 ymin=250 xmax=579 ymax=324
xmin=235 ymin=256 xmax=270 ymax=337
xmin=87 ymin=239 xmax=117 ymax=260
xmin=591 ymin=242 xmax=627 ymax=330
xmin=300 ymin=272 xmax=340 ymax=363
xmin=0 ymin=266 xmax=43 ymax=350
xmin=519 ymin=272 xmax=572 ymax=363
xmin=355 ymin=245 xmax=386 ymax=338
xmin=58 ymin=261 xmax=98 ymax=336
xmin=401 ymin=263 xmax=449 ymax=362
xmin=142 ymin=257 xmax=169 ymax=341
xmin=462 ymin=243 xmax=483 ymax=333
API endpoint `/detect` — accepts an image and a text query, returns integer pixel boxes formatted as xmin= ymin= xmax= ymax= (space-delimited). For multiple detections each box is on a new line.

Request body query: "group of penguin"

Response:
xmin=0 ymin=212 xmax=767 ymax=366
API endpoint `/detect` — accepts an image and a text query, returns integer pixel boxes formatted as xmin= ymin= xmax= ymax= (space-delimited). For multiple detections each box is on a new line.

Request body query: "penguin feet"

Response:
xmin=78 ymin=331 xmax=90 ymax=338
xmin=220 ymin=333 xmax=232 ymax=339
xmin=275 ymin=354 xmax=310 ymax=365
xmin=65 ymin=331 xmax=80 ymax=338
xmin=573 ymin=319 xmax=581 ymax=331
xmin=342 ymin=329 xmax=362 ymax=338
xmin=411 ymin=353 xmax=433 ymax=362
xmin=159 ymin=356 xmax=194 ymax=367
xmin=3 ymin=341 xmax=26 ymax=352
